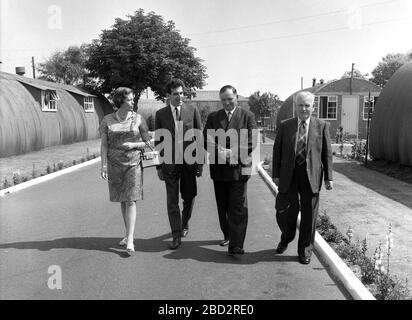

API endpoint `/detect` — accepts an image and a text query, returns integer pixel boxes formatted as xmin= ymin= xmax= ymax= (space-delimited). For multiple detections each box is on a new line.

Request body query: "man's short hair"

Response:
xmin=295 ymin=91 xmax=315 ymax=104
xmin=166 ymin=79 xmax=186 ymax=94
xmin=219 ymin=85 xmax=237 ymax=95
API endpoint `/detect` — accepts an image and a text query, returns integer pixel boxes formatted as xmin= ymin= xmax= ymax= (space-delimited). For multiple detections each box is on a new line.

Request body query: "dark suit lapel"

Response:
xmin=290 ymin=117 xmax=298 ymax=156
xmin=164 ymin=106 xmax=175 ymax=137
xmin=217 ymin=109 xmax=228 ymax=130
xmin=307 ymin=117 xmax=317 ymax=155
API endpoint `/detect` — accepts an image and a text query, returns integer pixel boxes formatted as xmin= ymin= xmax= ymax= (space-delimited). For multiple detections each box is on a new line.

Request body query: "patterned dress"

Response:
xmin=99 ymin=112 xmax=150 ymax=202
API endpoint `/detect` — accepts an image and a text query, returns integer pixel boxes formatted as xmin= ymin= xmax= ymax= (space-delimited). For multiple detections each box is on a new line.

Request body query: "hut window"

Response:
xmin=41 ymin=90 xmax=59 ymax=112
xmin=84 ymin=96 xmax=95 ymax=112
xmin=363 ymin=96 xmax=378 ymax=120
xmin=319 ymin=96 xmax=337 ymax=120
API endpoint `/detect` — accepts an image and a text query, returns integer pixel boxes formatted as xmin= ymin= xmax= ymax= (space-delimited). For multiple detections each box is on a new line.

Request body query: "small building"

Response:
xmin=188 ymin=90 xmax=250 ymax=112
xmin=0 ymin=71 xmax=112 ymax=158
xmin=370 ymin=61 xmax=412 ymax=166
xmin=277 ymin=78 xmax=382 ymax=139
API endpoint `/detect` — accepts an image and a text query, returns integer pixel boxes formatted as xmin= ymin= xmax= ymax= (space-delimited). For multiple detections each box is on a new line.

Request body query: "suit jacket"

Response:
xmin=155 ymin=103 xmax=203 ymax=174
xmin=272 ymin=116 xmax=333 ymax=193
xmin=204 ymin=107 xmax=257 ymax=181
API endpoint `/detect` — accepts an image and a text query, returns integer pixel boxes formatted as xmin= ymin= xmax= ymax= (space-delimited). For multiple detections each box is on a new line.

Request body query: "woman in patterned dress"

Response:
xmin=99 ymin=87 xmax=151 ymax=256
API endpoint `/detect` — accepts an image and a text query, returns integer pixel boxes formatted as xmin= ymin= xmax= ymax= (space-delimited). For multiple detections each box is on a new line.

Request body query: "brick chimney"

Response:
xmin=312 ymin=78 xmax=317 ymax=87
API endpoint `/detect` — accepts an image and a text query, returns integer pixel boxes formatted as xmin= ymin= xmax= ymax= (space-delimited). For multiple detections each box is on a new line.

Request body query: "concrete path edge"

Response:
xmin=257 ymin=161 xmax=376 ymax=300
xmin=0 ymin=158 xmax=101 ymax=197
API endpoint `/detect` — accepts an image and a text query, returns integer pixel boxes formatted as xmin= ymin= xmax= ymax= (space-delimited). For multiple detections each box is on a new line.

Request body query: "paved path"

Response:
xmin=0 ymin=161 xmax=348 ymax=299
xmin=320 ymin=157 xmax=412 ymax=288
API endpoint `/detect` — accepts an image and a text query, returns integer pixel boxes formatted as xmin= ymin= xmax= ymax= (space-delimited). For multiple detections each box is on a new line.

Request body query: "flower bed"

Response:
xmin=1 ymin=151 xmax=100 ymax=191
xmin=317 ymin=212 xmax=411 ymax=300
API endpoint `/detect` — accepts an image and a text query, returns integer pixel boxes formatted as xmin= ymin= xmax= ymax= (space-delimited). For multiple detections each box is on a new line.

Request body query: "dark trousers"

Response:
xmin=276 ymin=162 xmax=319 ymax=258
xmin=164 ymin=165 xmax=197 ymax=238
xmin=213 ymin=180 xmax=248 ymax=249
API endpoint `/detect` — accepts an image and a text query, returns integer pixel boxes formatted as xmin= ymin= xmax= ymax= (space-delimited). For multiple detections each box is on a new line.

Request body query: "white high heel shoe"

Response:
xmin=126 ymin=244 xmax=135 ymax=256
xmin=119 ymin=237 xmax=127 ymax=246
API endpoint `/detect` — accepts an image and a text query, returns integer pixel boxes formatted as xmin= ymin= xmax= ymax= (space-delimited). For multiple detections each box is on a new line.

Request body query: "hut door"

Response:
xmin=341 ymin=96 xmax=359 ymax=136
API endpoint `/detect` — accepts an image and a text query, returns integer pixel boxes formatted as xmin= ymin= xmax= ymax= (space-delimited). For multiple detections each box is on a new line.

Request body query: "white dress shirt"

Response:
xmin=225 ymin=106 xmax=237 ymax=123
xmin=170 ymin=103 xmax=182 ymax=126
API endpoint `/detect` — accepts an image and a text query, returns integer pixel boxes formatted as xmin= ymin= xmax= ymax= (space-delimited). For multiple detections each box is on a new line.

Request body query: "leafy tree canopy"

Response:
xmin=341 ymin=68 xmax=368 ymax=79
xmin=370 ymin=53 xmax=411 ymax=87
xmin=248 ymin=91 xmax=282 ymax=125
xmin=86 ymin=9 xmax=207 ymax=104
xmin=37 ymin=44 xmax=89 ymax=85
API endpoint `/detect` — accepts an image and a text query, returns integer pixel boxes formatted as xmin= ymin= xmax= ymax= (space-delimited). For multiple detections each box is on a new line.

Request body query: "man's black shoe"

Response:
xmin=299 ymin=256 xmax=311 ymax=265
xmin=228 ymin=247 xmax=245 ymax=255
xmin=276 ymin=242 xmax=288 ymax=254
xmin=169 ymin=237 xmax=181 ymax=250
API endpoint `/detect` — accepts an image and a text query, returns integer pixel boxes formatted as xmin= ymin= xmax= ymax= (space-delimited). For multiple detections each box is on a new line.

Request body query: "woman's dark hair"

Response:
xmin=166 ymin=79 xmax=186 ymax=94
xmin=219 ymin=85 xmax=237 ymax=95
xmin=112 ymin=87 xmax=133 ymax=109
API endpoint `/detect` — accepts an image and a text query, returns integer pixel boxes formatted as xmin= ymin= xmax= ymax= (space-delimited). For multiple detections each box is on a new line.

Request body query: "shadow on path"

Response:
xmin=0 ymin=234 xmax=171 ymax=259
xmin=0 ymin=233 xmax=299 ymax=264
xmin=333 ymin=161 xmax=412 ymax=210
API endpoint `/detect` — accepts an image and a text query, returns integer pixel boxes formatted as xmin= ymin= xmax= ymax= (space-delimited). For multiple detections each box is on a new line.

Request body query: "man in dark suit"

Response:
xmin=272 ymin=91 xmax=333 ymax=264
xmin=204 ymin=85 xmax=257 ymax=255
xmin=155 ymin=79 xmax=203 ymax=250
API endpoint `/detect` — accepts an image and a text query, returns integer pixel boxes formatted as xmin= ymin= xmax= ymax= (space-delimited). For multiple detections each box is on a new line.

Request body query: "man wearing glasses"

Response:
xmin=204 ymin=85 xmax=257 ymax=255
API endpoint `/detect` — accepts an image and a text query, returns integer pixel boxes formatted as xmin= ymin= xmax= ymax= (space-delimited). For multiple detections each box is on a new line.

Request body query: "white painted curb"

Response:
xmin=257 ymin=161 xmax=376 ymax=300
xmin=0 ymin=158 xmax=101 ymax=197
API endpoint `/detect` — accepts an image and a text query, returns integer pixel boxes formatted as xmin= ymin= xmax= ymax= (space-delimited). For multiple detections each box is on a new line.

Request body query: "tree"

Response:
xmin=86 ymin=9 xmax=207 ymax=107
xmin=341 ymin=68 xmax=368 ymax=79
xmin=248 ymin=91 xmax=282 ymax=127
xmin=370 ymin=53 xmax=410 ymax=87
xmin=37 ymin=45 xmax=89 ymax=85
xmin=199 ymin=104 xmax=211 ymax=127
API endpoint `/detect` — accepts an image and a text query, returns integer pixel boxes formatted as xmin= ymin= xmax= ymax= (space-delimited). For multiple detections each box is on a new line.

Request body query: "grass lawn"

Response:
xmin=366 ymin=160 xmax=412 ymax=185
xmin=0 ymin=139 xmax=101 ymax=187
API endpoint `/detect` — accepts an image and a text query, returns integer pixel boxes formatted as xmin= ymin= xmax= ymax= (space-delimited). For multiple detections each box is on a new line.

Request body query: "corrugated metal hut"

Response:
xmin=277 ymin=78 xmax=382 ymax=139
xmin=370 ymin=61 xmax=412 ymax=166
xmin=0 ymin=72 xmax=112 ymax=158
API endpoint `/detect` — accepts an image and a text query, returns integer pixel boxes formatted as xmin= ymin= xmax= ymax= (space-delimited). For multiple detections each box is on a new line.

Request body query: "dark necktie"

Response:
xmin=174 ymin=106 xmax=180 ymax=122
xmin=296 ymin=120 xmax=307 ymax=165
xmin=227 ymin=111 xmax=232 ymax=122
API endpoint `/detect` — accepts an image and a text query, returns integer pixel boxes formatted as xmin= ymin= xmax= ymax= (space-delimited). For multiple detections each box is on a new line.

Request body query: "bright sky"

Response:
xmin=1 ymin=0 xmax=411 ymax=99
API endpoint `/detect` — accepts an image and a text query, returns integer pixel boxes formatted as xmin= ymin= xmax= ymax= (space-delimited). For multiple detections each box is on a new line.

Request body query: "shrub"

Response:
xmin=73 ymin=159 xmax=77 ymax=166
xmin=46 ymin=164 xmax=52 ymax=174
xmin=12 ymin=172 xmax=22 ymax=185
xmin=316 ymin=211 xmax=411 ymax=300
xmin=2 ymin=177 xmax=11 ymax=189
xmin=57 ymin=161 xmax=64 ymax=171
xmin=80 ymin=157 xmax=86 ymax=163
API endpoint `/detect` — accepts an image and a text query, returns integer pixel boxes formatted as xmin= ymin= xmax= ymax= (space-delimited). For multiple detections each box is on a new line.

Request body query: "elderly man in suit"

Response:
xmin=204 ymin=85 xmax=257 ymax=255
xmin=272 ymin=91 xmax=333 ymax=264
xmin=155 ymin=79 xmax=203 ymax=250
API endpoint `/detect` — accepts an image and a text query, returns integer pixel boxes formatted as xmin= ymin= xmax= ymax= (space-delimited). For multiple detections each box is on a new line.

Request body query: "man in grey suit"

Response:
xmin=272 ymin=91 xmax=333 ymax=264
xmin=155 ymin=79 xmax=203 ymax=250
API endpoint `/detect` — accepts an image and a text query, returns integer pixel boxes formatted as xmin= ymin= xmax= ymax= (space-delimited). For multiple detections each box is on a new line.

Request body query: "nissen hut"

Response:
xmin=0 ymin=71 xmax=112 ymax=158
